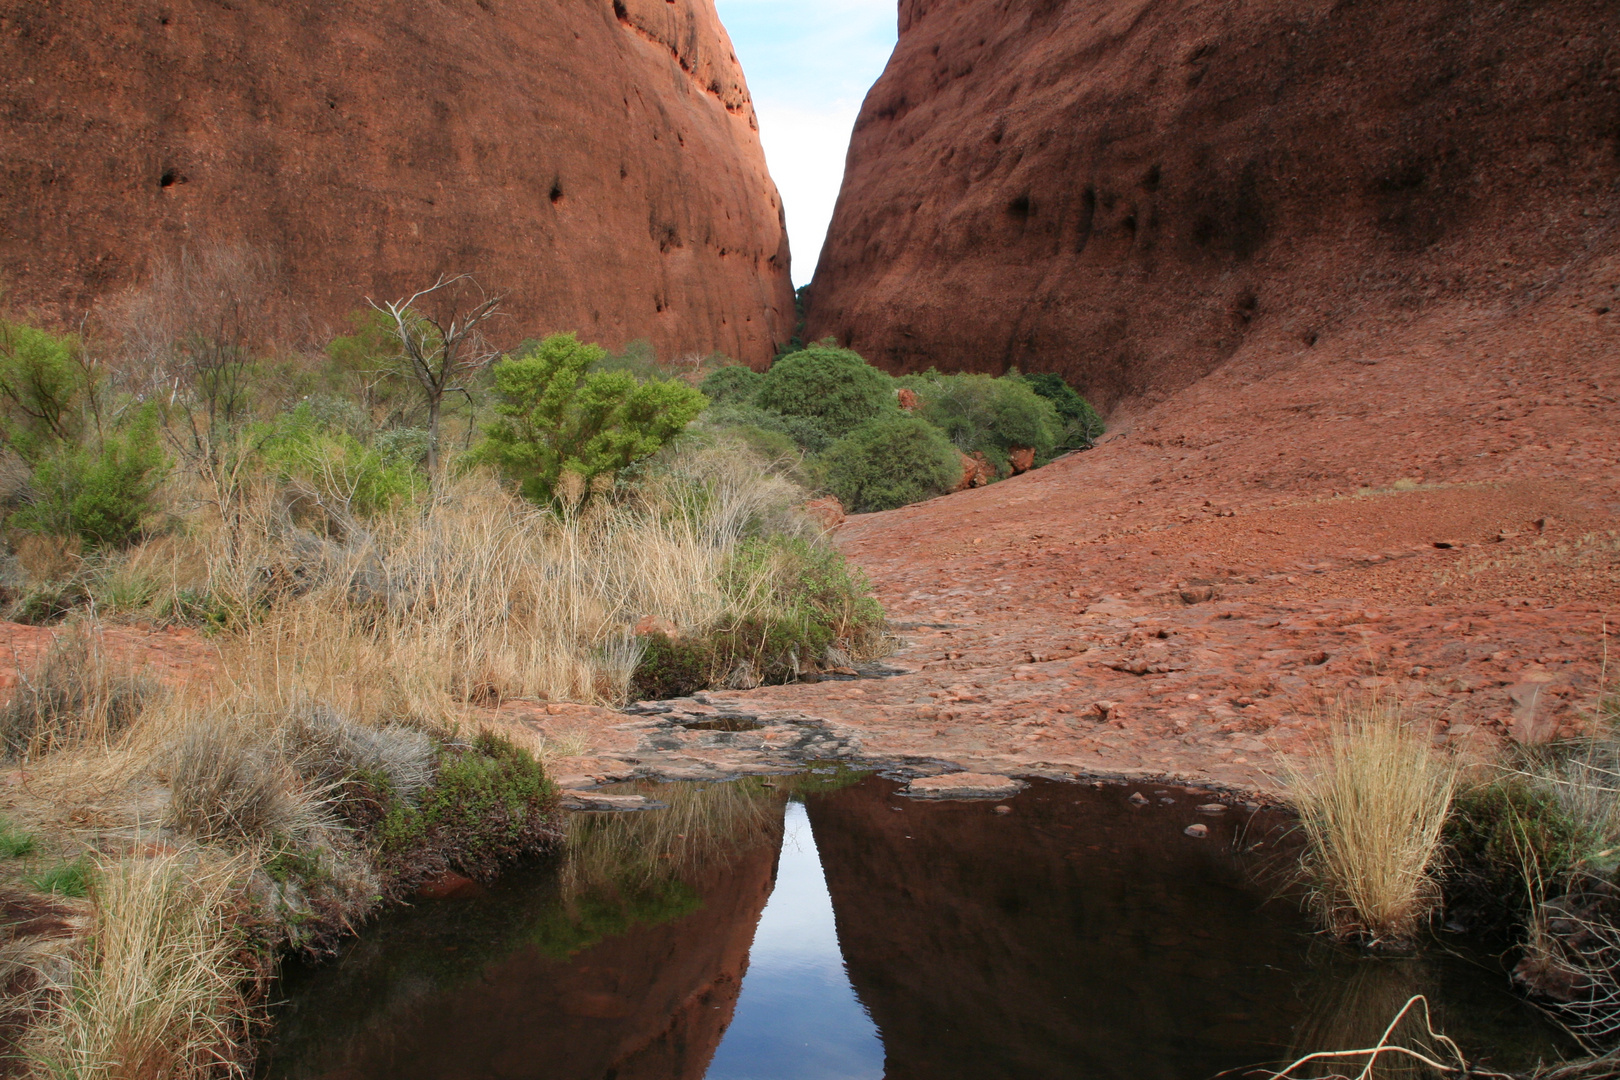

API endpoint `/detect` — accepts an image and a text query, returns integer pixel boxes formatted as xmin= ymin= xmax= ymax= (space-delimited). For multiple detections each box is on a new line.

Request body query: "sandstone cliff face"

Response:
xmin=807 ymin=0 xmax=1620 ymax=409
xmin=0 ymin=0 xmax=793 ymax=363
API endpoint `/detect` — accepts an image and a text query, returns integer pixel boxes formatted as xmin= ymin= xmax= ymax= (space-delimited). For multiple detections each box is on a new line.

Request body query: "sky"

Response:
xmin=714 ymin=0 xmax=899 ymax=286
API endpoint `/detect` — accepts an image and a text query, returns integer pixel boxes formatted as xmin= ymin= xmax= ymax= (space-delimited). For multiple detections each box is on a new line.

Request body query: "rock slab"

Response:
xmin=905 ymin=773 xmax=1028 ymax=800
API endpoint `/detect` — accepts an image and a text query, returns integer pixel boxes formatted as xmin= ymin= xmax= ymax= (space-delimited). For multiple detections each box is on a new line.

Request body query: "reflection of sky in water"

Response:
xmin=705 ymin=799 xmax=885 ymax=1080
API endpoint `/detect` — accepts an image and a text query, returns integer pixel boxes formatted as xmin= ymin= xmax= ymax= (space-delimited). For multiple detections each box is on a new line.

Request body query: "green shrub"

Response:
xmin=472 ymin=333 xmax=708 ymax=505
xmin=820 ymin=414 xmax=961 ymax=513
xmin=13 ymin=404 xmax=170 ymax=548
xmin=0 ymin=320 xmax=87 ymax=462
xmin=699 ymin=403 xmax=830 ymax=455
xmin=630 ymin=535 xmax=886 ymax=698
xmin=902 ymin=371 xmax=1060 ymax=467
xmin=259 ymin=402 xmax=422 ymax=518
xmin=754 ymin=346 xmax=894 ymax=441
xmin=630 ymin=634 xmax=714 ymax=700
xmin=700 ymin=365 xmax=764 ymax=407
xmin=1020 ymin=371 xmax=1105 ymax=451
xmin=1445 ymin=778 xmax=1591 ymax=924
xmin=371 ymin=730 xmax=560 ymax=884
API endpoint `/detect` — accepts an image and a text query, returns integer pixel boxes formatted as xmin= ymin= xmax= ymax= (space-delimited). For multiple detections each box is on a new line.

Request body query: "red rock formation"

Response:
xmin=952 ymin=450 xmax=994 ymax=491
xmin=803 ymin=495 xmax=847 ymax=529
xmin=0 ymin=0 xmax=793 ymax=364
xmin=806 ymin=0 xmax=1620 ymax=408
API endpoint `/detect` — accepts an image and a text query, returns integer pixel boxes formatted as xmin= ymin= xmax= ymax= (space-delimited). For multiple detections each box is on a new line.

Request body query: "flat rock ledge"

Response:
xmin=558 ymin=791 xmax=660 ymax=812
xmin=904 ymin=773 xmax=1029 ymax=800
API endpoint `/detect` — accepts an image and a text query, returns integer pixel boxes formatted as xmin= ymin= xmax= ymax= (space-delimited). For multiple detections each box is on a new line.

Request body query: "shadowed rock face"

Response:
xmin=0 ymin=0 xmax=793 ymax=363
xmin=263 ymin=821 xmax=782 ymax=1080
xmin=803 ymin=779 xmax=1560 ymax=1080
xmin=806 ymin=0 xmax=1620 ymax=409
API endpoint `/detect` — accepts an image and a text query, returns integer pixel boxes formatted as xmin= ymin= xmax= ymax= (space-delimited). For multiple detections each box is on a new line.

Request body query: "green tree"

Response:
xmin=325 ymin=309 xmax=419 ymax=426
xmin=901 ymin=371 xmax=1060 ymax=469
xmin=472 ymin=333 xmax=707 ymax=505
xmin=754 ymin=345 xmax=893 ymax=440
xmin=820 ymin=414 xmax=960 ymax=513
xmin=0 ymin=320 xmax=89 ymax=462
xmin=1019 ymin=371 xmax=1105 ymax=450
xmin=259 ymin=403 xmax=422 ymax=520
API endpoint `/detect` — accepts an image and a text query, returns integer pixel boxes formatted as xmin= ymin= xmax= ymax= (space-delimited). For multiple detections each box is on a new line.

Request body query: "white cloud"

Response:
xmin=754 ymin=100 xmax=860 ymax=282
xmin=714 ymin=0 xmax=897 ymax=284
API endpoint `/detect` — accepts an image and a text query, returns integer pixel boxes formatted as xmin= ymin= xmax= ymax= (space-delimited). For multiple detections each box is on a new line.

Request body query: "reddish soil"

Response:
xmin=0 ymin=0 xmax=794 ymax=363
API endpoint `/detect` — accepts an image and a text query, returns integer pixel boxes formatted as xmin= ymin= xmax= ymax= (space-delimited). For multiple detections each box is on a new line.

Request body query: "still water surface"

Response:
xmin=261 ymin=774 xmax=1567 ymax=1080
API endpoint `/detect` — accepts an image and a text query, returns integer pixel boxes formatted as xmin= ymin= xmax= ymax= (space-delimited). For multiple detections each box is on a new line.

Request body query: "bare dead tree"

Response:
xmin=370 ymin=276 xmax=504 ymax=478
xmin=105 ymin=243 xmax=271 ymax=460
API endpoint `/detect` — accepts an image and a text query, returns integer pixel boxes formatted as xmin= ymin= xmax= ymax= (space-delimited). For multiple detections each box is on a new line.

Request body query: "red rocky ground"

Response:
xmin=534 ymin=299 xmax=1617 ymax=797
xmin=1 ymin=299 xmax=1614 ymax=797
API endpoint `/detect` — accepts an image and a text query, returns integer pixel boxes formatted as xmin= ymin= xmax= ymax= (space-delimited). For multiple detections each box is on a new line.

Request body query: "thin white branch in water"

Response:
xmin=1250 ymin=996 xmax=1516 ymax=1080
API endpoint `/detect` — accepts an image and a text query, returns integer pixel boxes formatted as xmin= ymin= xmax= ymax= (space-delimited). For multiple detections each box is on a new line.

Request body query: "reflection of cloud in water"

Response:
xmin=706 ymin=800 xmax=884 ymax=1080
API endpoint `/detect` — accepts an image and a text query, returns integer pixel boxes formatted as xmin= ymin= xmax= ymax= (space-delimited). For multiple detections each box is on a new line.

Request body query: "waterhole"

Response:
xmin=260 ymin=775 xmax=1567 ymax=1079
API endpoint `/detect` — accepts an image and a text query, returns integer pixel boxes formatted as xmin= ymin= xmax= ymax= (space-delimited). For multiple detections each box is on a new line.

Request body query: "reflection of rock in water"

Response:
xmin=262 ymin=781 xmax=784 ymax=1080
xmin=803 ymin=779 xmax=1558 ymax=1080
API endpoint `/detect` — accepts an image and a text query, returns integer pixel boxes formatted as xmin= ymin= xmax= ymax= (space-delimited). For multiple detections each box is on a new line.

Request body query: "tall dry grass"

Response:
xmin=1287 ymin=696 xmax=1459 ymax=947
xmin=116 ymin=437 xmax=840 ymax=709
xmin=26 ymin=850 xmax=255 ymax=1080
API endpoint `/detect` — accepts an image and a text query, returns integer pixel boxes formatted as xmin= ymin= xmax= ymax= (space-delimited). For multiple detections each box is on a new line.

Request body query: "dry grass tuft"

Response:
xmin=1287 ymin=696 xmax=1459 ymax=947
xmin=26 ymin=849 xmax=255 ymax=1080
xmin=165 ymin=720 xmax=325 ymax=846
xmin=0 ymin=625 xmax=156 ymax=762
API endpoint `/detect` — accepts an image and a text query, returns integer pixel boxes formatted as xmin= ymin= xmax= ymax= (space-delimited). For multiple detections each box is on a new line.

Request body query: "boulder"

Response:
xmin=803 ymin=496 xmax=847 ymax=529
xmin=633 ymin=615 xmax=680 ymax=640
xmin=1007 ymin=447 xmax=1035 ymax=475
xmin=954 ymin=451 xmax=995 ymax=491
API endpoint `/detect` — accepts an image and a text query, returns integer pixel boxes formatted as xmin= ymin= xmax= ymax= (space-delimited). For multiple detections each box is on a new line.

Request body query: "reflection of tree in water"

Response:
xmin=547 ymin=766 xmax=870 ymax=954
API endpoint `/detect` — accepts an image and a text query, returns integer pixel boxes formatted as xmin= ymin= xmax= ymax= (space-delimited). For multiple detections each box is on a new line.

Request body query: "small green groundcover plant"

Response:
xmin=359 ymin=729 xmax=561 ymax=887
